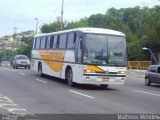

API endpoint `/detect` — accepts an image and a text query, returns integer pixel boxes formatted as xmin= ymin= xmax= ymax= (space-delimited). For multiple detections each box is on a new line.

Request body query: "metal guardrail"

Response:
xmin=128 ymin=61 xmax=151 ymax=70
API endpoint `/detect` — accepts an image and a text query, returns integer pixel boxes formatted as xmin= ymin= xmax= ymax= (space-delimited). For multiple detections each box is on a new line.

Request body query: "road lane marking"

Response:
xmin=9 ymin=108 xmax=26 ymax=112
xmin=19 ymin=73 xmax=26 ymax=76
xmin=0 ymin=96 xmax=13 ymax=102
xmin=69 ymin=90 xmax=94 ymax=99
xmin=0 ymin=104 xmax=17 ymax=107
xmin=0 ymin=94 xmax=32 ymax=115
xmin=133 ymin=90 xmax=160 ymax=97
xmin=35 ymin=79 xmax=47 ymax=84
xmin=126 ymin=75 xmax=144 ymax=78
xmin=126 ymin=77 xmax=144 ymax=81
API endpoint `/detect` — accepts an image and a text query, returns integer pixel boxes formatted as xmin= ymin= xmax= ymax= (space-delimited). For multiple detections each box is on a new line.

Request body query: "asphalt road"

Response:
xmin=0 ymin=67 xmax=160 ymax=116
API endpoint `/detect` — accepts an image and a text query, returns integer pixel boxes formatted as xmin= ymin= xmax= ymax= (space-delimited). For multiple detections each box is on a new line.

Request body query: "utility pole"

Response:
xmin=4 ymin=38 xmax=6 ymax=60
xmin=61 ymin=0 xmax=64 ymax=30
xmin=138 ymin=2 xmax=145 ymax=60
xmin=13 ymin=23 xmax=17 ymax=55
xmin=35 ymin=18 xmax=38 ymax=34
xmin=14 ymin=24 xmax=17 ymax=35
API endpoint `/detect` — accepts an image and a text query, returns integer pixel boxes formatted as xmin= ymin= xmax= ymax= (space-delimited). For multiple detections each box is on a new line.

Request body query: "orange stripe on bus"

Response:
xmin=39 ymin=50 xmax=65 ymax=72
xmin=87 ymin=65 xmax=105 ymax=73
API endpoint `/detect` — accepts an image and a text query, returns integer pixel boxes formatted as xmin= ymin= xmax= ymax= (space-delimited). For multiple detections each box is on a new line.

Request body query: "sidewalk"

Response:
xmin=131 ymin=69 xmax=146 ymax=73
xmin=127 ymin=69 xmax=145 ymax=79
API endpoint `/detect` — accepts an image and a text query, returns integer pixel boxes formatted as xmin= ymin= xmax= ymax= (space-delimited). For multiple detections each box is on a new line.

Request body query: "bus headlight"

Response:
xmin=118 ymin=71 xmax=126 ymax=74
xmin=83 ymin=69 xmax=95 ymax=73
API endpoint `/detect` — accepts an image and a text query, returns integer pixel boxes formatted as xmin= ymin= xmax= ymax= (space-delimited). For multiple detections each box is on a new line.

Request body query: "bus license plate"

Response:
xmin=102 ymin=77 xmax=109 ymax=81
xmin=97 ymin=77 xmax=109 ymax=81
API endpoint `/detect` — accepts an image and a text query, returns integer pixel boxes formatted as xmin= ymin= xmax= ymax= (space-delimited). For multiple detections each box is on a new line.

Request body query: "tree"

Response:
xmin=88 ymin=13 xmax=106 ymax=28
xmin=0 ymin=50 xmax=15 ymax=61
xmin=40 ymin=17 xmax=64 ymax=33
xmin=39 ymin=5 xmax=160 ymax=61
xmin=16 ymin=36 xmax=33 ymax=59
xmin=65 ymin=17 xmax=89 ymax=29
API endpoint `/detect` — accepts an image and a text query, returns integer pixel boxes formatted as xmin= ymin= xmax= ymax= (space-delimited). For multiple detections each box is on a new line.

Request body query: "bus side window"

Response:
xmin=73 ymin=32 xmax=77 ymax=48
xmin=157 ymin=67 xmax=160 ymax=74
xmin=40 ymin=36 xmax=46 ymax=49
xmin=50 ymin=36 xmax=54 ymax=49
xmin=57 ymin=35 xmax=60 ymax=48
xmin=33 ymin=38 xmax=36 ymax=49
xmin=77 ymin=37 xmax=83 ymax=63
xmin=59 ymin=34 xmax=67 ymax=49
xmin=53 ymin=35 xmax=57 ymax=49
xmin=67 ymin=32 xmax=75 ymax=49
xmin=46 ymin=36 xmax=51 ymax=49
xmin=35 ymin=37 xmax=41 ymax=49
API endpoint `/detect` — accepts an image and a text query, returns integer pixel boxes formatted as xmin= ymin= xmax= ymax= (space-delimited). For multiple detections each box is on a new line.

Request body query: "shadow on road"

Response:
xmin=74 ymin=84 xmax=117 ymax=91
xmin=36 ymin=74 xmax=117 ymax=91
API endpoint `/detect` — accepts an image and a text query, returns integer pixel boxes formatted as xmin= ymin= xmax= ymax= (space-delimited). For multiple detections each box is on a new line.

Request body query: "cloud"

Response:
xmin=0 ymin=0 xmax=160 ymax=36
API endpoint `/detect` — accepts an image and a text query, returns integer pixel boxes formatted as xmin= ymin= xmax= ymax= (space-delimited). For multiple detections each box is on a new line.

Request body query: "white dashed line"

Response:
xmin=69 ymin=90 xmax=94 ymax=99
xmin=9 ymin=108 xmax=26 ymax=112
xmin=0 ymin=95 xmax=31 ymax=115
xmin=0 ymin=104 xmax=17 ymax=107
xmin=19 ymin=73 xmax=26 ymax=76
xmin=133 ymin=90 xmax=160 ymax=97
xmin=35 ymin=79 xmax=47 ymax=84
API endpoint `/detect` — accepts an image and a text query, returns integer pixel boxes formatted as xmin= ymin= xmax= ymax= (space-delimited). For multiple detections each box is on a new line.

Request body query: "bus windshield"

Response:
xmin=83 ymin=34 xmax=127 ymax=66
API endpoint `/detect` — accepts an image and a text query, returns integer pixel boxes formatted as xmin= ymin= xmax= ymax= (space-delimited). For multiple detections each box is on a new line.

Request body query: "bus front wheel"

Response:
xmin=66 ymin=69 xmax=75 ymax=87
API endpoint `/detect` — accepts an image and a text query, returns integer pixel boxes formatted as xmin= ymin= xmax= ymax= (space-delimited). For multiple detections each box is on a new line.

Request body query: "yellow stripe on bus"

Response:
xmin=87 ymin=65 xmax=105 ymax=73
xmin=39 ymin=50 xmax=65 ymax=72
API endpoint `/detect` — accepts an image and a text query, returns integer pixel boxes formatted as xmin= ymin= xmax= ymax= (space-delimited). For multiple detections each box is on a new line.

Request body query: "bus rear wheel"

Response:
xmin=38 ymin=63 xmax=44 ymax=77
xmin=66 ymin=69 xmax=75 ymax=87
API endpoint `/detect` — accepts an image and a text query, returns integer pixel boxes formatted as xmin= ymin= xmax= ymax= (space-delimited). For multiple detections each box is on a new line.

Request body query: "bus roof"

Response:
xmin=34 ymin=28 xmax=125 ymax=37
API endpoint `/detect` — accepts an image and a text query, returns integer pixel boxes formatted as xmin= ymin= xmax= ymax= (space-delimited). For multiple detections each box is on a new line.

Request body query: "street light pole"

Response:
xmin=142 ymin=47 xmax=158 ymax=64
xmin=61 ymin=0 xmax=64 ymax=30
xmin=35 ymin=18 xmax=38 ymax=34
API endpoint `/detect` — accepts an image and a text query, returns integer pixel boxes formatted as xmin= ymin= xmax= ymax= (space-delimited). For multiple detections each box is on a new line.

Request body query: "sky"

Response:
xmin=0 ymin=0 xmax=160 ymax=37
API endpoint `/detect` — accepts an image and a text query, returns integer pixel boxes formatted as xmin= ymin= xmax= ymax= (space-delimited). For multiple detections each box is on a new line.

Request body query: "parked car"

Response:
xmin=12 ymin=55 xmax=30 ymax=69
xmin=145 ymin=65 xmax=160 ymax=86
xmin=0 ymin=61 xmax=10 ymax=67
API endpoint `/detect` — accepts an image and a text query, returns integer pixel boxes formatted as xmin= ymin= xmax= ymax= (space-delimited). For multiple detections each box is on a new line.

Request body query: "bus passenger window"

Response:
xmin=33 ymin=38 xmax=36 ymax=49
xmin=77 ymin=37 xmax=83 ymax=63
xmin=35 ymin=37 xmax=41 ymax=49
xmin=46 ymin=36 xmax=51 ymax=49
xmin=40 ymin=37 xmax=46 ymax=49
xmin=53 ymin=36 xmax=57 ymax=48
xmin=59 ymin=34 xmax=67 ymax=49
xmin=67 ymin=32 xmax=75 ymax=49
xmin=157 ymin=67 xmax=160 ymax=74
xmin=50 ymin=36 xmax=54 ymax=48
xmin=57 ymin=35 xmax=60 ymax=48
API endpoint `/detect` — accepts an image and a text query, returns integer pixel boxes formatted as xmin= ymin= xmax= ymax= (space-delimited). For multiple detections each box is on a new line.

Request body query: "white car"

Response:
xmin=12 ymin=55 xmax=31 ymax=69
xmin=1 ymin=61 xmax=10 ymax=67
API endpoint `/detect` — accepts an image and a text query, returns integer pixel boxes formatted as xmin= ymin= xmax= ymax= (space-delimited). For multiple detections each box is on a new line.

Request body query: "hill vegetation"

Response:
xmin=41 ymin=6 xmax=160 ymax=61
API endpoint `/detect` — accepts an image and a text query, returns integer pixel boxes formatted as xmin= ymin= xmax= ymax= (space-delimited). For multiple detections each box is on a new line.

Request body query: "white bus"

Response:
xmin=31 ymin=28 xmax=127 ymax=88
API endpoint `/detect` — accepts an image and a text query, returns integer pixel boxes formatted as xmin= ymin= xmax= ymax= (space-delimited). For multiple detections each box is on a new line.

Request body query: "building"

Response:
xmin=0 ymin=38 xmax=3 ymax=46
xmin=0 ymin=30 xmax=34 ymax=51
xmin=17 ymin=30 xmax=34 ymax=38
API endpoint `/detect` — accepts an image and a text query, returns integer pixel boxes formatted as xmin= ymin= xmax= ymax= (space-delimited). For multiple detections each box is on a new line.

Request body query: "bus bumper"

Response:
xmin=77 ymin=75 xmax=126 ymax=85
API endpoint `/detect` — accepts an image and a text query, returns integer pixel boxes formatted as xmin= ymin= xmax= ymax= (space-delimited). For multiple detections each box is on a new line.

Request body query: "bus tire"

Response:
xmin=38 ymin=63 xmax=44 ymax=77
xmin=66 ymin=69 xmax=75 ymax=87
xmin=100 ymin=84 xmax=109 ymax=89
